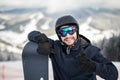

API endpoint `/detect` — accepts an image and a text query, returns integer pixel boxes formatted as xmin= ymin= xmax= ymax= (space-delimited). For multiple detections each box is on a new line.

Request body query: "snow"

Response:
xmin=0 ymin=61 xmax=120 ymax=80
xmin=0 ymin=14 xmax=119 ymax=55
xmin=0 ymin=12 xmax=45 ymax=54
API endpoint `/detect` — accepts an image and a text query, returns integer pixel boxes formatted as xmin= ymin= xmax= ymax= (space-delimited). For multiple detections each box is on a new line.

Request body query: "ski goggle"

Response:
xmin=58 ymin=26 xmax=77 ymax=37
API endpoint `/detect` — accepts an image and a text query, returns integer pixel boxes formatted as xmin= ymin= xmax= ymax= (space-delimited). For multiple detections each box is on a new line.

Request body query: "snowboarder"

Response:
xmin=28 ymin=15 xmax=118 ymax=80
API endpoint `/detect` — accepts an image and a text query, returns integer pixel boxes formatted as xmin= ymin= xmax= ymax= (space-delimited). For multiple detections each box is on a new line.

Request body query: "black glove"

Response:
xmin=34 ymin=33 xmax=51 ymax=55
xmin=78 ymin=49 xmax=96 ymax=73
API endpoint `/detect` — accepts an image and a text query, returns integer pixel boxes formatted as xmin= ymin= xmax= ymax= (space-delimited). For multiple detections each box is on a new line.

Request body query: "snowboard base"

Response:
xmin=22 ymin=42 xmax=48 ymax=80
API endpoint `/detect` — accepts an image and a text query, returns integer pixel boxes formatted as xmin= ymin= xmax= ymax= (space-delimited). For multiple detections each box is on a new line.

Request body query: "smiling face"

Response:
xmin=58 ymin=25 xmax=78 ymax=46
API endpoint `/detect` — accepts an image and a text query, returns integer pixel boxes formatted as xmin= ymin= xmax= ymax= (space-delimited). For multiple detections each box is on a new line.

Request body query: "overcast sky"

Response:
xmin=0 ymin=0 xmax=120 ymax=13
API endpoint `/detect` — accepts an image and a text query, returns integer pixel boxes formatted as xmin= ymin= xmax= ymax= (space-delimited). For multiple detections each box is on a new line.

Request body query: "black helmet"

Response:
xmin=55 ymin=15 xmax=79 ymax=40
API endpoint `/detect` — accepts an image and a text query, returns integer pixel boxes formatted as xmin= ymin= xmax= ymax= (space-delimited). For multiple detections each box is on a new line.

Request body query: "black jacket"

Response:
xmin=28 ymin=31 xmax=118 ymax=80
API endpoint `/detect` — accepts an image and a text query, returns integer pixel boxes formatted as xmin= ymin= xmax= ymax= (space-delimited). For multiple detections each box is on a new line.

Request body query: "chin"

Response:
xmin=66 ymin=43 xmax=74 ymax=46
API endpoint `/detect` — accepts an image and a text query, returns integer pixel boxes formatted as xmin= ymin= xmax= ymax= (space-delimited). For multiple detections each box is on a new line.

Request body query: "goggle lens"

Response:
xmin=58 ymin=26 xmax=77 ymax=37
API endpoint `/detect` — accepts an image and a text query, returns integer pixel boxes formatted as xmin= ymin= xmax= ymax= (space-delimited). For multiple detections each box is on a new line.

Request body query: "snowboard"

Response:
xmin=22 ymin=41 xmax=48 ymax=80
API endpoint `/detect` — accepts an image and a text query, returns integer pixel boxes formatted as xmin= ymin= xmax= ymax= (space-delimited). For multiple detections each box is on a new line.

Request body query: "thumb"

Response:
xmin=80 ymin=49 xmax=86 ymax=57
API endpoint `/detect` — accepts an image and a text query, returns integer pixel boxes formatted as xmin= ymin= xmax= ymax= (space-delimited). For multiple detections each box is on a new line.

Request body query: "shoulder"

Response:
xmin=86 ymin=45 xmax=101 ymax=52
xmin=53 ymin=40 xmax=61 ymax=46
xmin=79 ymin=34 xmax=100 ymax=52
xmin=84 ymin=44 xmax=101 ymax=58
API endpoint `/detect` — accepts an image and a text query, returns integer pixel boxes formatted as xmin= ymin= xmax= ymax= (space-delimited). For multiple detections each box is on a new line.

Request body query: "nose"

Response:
xmin=65 ymin=33 xmax=71 ymax=37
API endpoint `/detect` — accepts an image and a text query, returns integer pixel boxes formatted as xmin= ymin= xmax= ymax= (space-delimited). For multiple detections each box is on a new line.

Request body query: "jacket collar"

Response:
xmin=62 ymin=34 xmax=91 ymax=55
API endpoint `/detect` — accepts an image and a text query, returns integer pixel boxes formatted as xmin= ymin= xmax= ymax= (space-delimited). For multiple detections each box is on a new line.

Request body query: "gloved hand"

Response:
xmin=78 ymin=49 xmax=96 ymax=73
xmin=34 ymin=33 xmax=51 ymax=55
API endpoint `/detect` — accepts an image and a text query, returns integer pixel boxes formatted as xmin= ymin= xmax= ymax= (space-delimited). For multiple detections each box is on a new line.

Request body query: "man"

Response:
xmin=28 ymin=15 xmax=118 ymax=80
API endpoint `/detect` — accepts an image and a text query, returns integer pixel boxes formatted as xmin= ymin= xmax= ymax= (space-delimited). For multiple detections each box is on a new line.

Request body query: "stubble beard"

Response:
xmin=64 ymin=37 xmax=77 ymax=46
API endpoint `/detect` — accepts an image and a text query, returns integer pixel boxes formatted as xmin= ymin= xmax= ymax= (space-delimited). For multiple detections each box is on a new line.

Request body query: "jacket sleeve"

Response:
xmin=28 ymin=30 xmax=55 ymax=55
xmin=90 ymin=46 xmax=118 ymax=80
xmin=28 ymin=30 xmax=54 ymax=44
